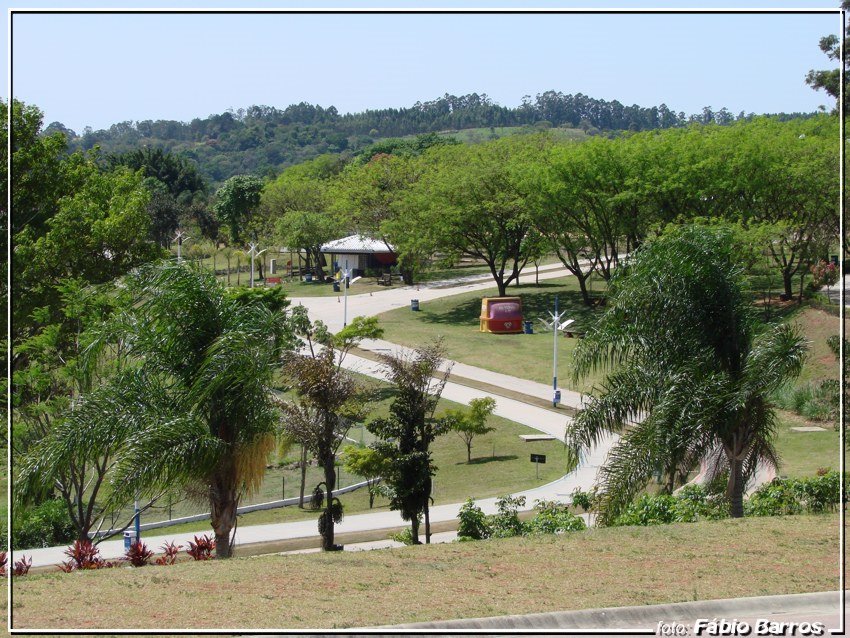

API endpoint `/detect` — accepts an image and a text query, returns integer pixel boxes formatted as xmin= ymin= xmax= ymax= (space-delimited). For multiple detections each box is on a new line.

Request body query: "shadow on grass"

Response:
xmin=457 ymin=455 xmax=519 ymax=465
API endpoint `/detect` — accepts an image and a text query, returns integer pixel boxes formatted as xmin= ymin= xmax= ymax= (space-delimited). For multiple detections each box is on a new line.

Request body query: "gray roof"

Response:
xmin=320 ymin=234 xmax=395 ymax=254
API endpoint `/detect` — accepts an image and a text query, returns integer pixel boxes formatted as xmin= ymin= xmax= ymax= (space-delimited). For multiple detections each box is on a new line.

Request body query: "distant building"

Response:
xmin=320 ymin=234 xmax=397 ymax=276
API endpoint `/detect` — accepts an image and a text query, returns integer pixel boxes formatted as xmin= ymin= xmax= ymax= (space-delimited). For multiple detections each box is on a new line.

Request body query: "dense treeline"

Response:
xmin=50 ymin=91 xmax=817 ymax=185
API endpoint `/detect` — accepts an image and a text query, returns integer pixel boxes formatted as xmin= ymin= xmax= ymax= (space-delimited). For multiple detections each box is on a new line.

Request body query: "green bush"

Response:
xmin=487 ymin=495 xmax=526 ymax=538
xmin=774 ymin=380 xmax=838 ymax=423
xmin=12 ymin=499 xmax=75 ymax=549
xmin=611 ymin=494 xmax=679 ymax=526
xmin=389 ymin=527 xmax=418 ymax=546
xmin=457 ymin=498 xmax=490 ymax=540
xmin=746 ymin=480 xmax=804 ymax=516
xmin=525 ymin=500 xmax=586 ymax=535
xmin=569 ymin=488 xmax=596 ymax=512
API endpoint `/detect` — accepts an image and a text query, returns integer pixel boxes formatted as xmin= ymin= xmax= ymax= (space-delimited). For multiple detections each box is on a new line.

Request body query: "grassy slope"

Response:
xmin=10 ymin=513 xmax=839 ymax=630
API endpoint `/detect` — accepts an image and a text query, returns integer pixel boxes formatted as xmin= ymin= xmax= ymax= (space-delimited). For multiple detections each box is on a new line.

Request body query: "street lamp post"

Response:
xmin=173 ymin=230 xmax=190 ymax=262
xmin=548 ymin=295 xmax=572 ymax=407
xmin=343 ymin=259 xmax=350 ymax=327
xmin=246 ymin=243 xmax=267 ymax=289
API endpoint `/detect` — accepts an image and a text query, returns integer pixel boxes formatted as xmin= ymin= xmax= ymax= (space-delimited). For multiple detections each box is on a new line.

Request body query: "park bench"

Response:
xmin=377 ymin=273 xmax=393 ymax=286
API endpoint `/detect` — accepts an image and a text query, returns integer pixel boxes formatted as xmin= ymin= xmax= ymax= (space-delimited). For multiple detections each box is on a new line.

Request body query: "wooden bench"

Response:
xmin=377 ymin=273 xmax=393 ymax=286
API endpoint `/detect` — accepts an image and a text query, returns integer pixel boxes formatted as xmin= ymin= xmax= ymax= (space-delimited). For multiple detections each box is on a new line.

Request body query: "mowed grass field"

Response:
xmin=378 ymin=275 xmax=609 ymax=392
xmin=10 ymin=513 xmax=839 ymax=630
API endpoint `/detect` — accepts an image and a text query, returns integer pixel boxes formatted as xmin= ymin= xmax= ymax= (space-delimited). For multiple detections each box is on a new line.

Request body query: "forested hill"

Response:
xmin=50 ymin=90 xmax=815 ymax=185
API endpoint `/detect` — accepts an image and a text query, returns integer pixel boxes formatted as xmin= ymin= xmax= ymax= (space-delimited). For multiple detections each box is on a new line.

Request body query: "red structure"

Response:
xmin=479 ymin=297 xmax=523 ymax=334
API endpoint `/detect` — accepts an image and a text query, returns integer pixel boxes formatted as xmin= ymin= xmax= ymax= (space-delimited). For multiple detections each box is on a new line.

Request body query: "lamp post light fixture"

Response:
xmin=173 ymin=230 xmax=191 ymax=262
xmin=548 ymin=295 xmax=573 ymax=407
xmin=246 ymin=243 xmax=267 ymax=289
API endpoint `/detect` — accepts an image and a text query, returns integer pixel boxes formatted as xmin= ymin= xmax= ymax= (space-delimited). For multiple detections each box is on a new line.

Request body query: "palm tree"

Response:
xmin=18 ymin=263 xmax=294 ymax=558
xmin=565 ymin=226 xmax=807 ymax=523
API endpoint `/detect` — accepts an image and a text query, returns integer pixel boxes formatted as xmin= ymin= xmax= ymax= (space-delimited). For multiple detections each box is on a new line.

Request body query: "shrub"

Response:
xmin=125 ymin=541 xmax=154 ymax=567
xmin=487 ymin=495 xmax=526 ymax=538
xmin=611 ymin=494 xmax=678 ymax=527
xmin=59 ymin=539 xmax=115 ymax=571
xmin=0 ymin=551 xmax=6 ymax=577
xmin=186 ymin=534 xmax=216 ymax=561
xmin=12 ymin=499 xmax=75 ymax=549
xmin=794 ymin=471 xmax=842 ymax=512
xmin=745 ymin=479 xmax=803 ymax=516
xmin=155 ymin=541 xmax=181 ymax=566
xmin=457 ymin=498 xmax=490 ymax=540
xmin=525 ymin=500 xmax=586 ymax=535
xmin=389 ymin=527 xmax=418 ymax=546
xmin=13 ymin=556 xmax=32 ymax=577
xmin=569 ymin=488 xmax=596 ymax=512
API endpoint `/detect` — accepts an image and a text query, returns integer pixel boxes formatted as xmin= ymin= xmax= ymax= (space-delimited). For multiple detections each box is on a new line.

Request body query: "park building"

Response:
xmin=320 ymin=234 xmax=398 ymax=278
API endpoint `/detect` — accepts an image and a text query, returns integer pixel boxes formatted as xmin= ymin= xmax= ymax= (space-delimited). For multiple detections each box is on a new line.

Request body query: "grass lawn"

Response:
xmin=10 ymin=513 xmax=839 ymax=630
xmin=378 ymin=275 xmax=609 ymax=392
xmin=774 ymin=410 xmax=840 ymax=478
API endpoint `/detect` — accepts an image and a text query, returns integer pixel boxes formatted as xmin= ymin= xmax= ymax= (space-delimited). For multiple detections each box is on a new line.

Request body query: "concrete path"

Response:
xmin=288 ymin=261 xmax=575 ymax=334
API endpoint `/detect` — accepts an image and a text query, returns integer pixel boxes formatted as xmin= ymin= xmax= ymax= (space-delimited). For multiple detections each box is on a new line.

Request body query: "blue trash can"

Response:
xmin=411 ymin=299 xmax=420 ymax=311
xmin=333 ymin=281 xmax=340 ymax=292
xmin=523 ymin=320 xmax=533 ymax=334
xmin=124 ymin=530 xmax=138 ymax=551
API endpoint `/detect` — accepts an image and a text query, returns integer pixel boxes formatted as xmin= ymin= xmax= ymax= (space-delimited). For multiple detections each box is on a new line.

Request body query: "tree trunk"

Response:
xmin=727 ymin=457 xmax=745 ymax=518
xmin=798 ymin=271 xmax=805 ymax=305
xmin=210 ymin=470 xmax=239 ymax=559
xmin=424 ymin=500 xmax=431 ymax=544
xmin=782 ymin=270 xmax=793 ymax=299
xmin=401 ymin=267 xmax=414 ymax=285
xmin=576 ymin=272 xmax=594 ymax=306
xmin=466 ymin=442 xmax=472 ymax=463
xmin=321 ymin=456 xmax=337 ymax=551
xmin=410 ymin=514 xmax=420 ymax=544
xmin=496 ymin=279 xmax=507 ymax=297
xmin=299 ymin=446 xmax=307 ymax=507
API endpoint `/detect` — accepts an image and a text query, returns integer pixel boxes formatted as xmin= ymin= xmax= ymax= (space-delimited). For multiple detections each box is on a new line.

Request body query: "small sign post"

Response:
xmin=530 ymin=453 xmax=546 ymax=479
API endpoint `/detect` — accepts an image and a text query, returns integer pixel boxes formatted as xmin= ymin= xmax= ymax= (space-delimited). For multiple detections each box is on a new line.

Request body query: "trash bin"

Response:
xmin=305 ymin=273 xmax=313 ymax=283
xmin=411 ymin=299 xmax=420 ymax=311
xmin=553 ymin=389 xmax=561 ymax=406
xmin=124 ymin=530 xmax=138 ymax=551
xmin=523 ymin=320 xmax=533 ymax=334
xmin=333 ymin=281 xmax=340 ymax=292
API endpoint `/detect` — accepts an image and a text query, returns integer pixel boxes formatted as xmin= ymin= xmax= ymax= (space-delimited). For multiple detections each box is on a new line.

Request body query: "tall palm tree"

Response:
xmin=17 ymin=263 xmax=294 ymax=558
xmin=565 ymin=226 xmax=807 ymax=523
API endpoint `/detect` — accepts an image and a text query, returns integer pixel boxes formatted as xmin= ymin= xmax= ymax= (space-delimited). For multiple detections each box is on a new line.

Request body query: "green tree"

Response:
xmin=13 ymin=159 xmax=163 ymax=346
xmin=263 ymin=156 xmax=345 ymax=279
xmin=18 ymin=263 xmax=296 ymax=558
xmin=805 ymin=0 xmax=850 ymax=114
xmin=367 ymin=341 xmax=451 ymax=544
xmin=340 ymin=445 xmax=387 ymax=509
xmin=565 ymin=226 xmax=807 ymax=522
xmin=9 ymin=99 xmax=70 ymax=236
xmin=331 ymin=153 xmax=432 ymax=285
xmin=443 ymin=396 xmax=496 ymax=462
xmin=279 ymin=311 xmax=381 ymax=550
xmin=213 ymin=174 xmax=264 ymax=244
xmin=418 ymin=136 xmax=547 ymax=296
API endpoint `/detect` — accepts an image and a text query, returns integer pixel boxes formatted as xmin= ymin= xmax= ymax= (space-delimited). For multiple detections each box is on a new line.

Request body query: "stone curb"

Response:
xmin=377 ymin=590 xmax=844 ymax=630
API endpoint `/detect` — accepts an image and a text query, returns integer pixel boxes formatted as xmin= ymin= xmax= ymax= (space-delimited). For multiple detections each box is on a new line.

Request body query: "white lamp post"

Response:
xmin=174 ymin=230 xmax=190 ymax=262
xmin=246 ymin=243 xmax=267 ymax=288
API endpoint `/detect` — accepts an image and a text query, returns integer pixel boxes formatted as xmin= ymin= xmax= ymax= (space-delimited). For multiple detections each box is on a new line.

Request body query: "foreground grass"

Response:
xmin=11 ymin=513 xmax=839 ymax=630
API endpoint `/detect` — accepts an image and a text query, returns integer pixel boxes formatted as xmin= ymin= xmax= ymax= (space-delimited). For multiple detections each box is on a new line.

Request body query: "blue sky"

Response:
xmin=5 ymin=2 xmax=844 ymax=133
